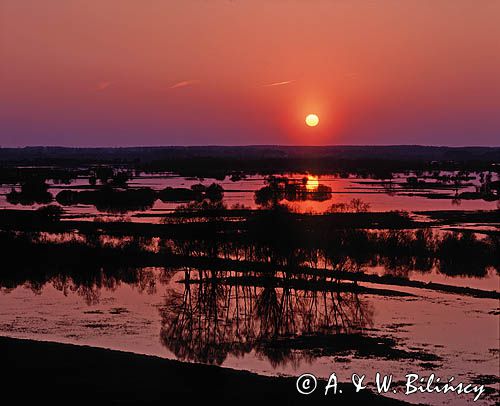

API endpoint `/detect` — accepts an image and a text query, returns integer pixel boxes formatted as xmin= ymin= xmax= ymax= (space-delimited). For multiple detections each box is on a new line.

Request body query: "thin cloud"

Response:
xmin=262 ymin=80 xmax=295 ymax=87
xmin=170 ymin=79 xmax=201 ymax=89
xmin=96 ymin=81 xmax=112 ymax=91
xmin=344 ymin=72 xmax=359 ymax=80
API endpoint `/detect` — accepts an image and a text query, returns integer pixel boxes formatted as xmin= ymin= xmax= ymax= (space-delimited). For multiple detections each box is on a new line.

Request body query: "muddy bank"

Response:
xmin=1 ymin=336 xmax=408 ymax=405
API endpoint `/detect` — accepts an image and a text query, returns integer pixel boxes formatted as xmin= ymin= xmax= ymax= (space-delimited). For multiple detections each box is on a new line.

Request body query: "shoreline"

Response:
xmin=1 ymin=336 xmax=410 ymax=405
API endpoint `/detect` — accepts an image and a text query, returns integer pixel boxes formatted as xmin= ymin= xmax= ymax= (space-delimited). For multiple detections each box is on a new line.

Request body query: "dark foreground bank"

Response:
xmin=1 ymin=336 xmax=410 ymax=406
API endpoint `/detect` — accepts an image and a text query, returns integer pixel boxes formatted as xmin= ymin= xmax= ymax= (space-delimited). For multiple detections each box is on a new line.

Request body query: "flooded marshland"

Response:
xmin=0 ymin=164 xmax=498 ymax=405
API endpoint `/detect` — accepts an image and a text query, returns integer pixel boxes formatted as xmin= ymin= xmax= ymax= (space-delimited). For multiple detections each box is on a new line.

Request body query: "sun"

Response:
xmin=305 ymin=113 xmax=319 ymax=127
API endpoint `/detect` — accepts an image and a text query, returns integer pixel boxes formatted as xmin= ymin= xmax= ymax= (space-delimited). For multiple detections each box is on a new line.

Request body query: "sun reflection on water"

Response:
xmin=306 ymin=175 xmax=319 ymax=191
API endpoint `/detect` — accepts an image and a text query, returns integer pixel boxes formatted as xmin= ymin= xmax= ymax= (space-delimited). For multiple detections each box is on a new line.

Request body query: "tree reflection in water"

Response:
xmin=160 ymin=269 xmax=373 ymax=367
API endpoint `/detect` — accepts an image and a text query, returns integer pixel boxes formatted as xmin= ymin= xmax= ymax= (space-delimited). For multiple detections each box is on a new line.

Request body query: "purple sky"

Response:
xmin=1 ymin=0 xmax=499 ymax=146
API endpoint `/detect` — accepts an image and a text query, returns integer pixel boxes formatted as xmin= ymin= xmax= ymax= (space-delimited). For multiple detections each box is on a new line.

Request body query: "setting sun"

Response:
xmin=305 ymin=114 xmax=319 ymax=127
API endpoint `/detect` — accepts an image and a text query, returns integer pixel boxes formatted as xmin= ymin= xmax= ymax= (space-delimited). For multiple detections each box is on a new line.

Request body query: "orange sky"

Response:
xmin=1 ymin=0 xmax=499 ymax=146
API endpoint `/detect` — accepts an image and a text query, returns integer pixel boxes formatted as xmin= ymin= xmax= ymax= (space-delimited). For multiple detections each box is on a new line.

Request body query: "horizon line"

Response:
xmin=2 ymin=144 xmax=500 ymax=149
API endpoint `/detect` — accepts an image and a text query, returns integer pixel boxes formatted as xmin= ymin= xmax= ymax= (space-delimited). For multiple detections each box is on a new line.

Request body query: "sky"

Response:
xmin=1 ymin=0 xmax=499 ymax=147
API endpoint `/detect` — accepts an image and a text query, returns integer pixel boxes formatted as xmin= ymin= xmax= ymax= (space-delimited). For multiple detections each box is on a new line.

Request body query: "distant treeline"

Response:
xmin=0 ymin=146 xmax=499 ymax=177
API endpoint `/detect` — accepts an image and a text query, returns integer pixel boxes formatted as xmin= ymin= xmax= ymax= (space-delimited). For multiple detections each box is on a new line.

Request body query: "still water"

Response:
xmin=1 ymin=172 xmax=499 ymax=220
xmin=0 ymin=171 xmax=498 ymax=405
xmin=0 ymin=265 xmax=498 ymax=405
